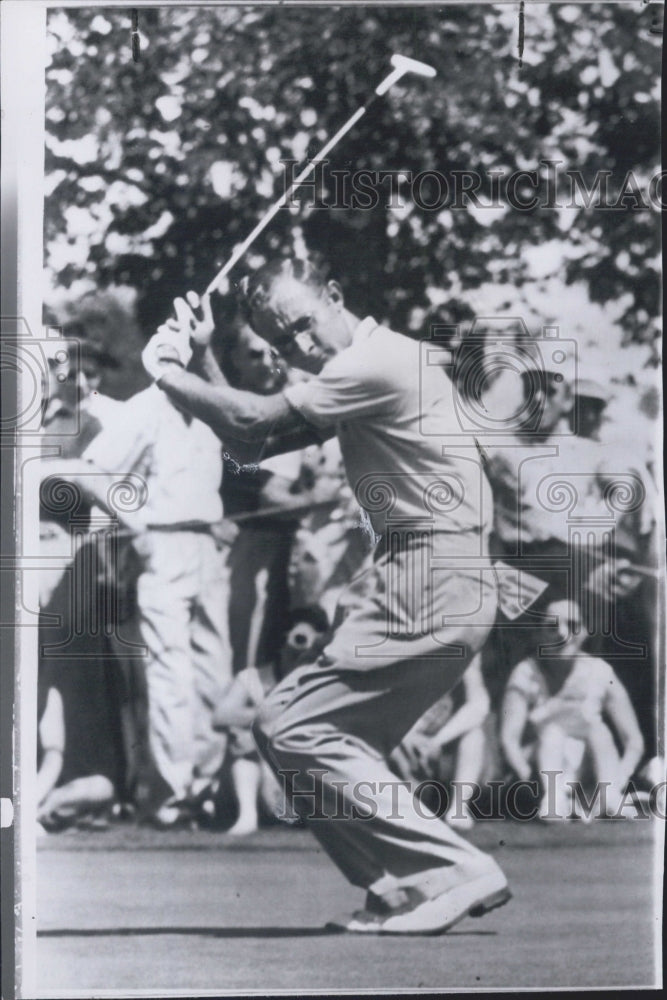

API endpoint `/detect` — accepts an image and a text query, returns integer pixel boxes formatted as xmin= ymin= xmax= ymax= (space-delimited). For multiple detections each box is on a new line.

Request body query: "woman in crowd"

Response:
xmin=500 ymin=598 xmax=644 ymax=820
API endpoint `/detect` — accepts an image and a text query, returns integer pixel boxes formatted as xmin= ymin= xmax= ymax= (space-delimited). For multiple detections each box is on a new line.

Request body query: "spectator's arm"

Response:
xmin=604 ymin=674 xmax=644 ymax=784
xmin=37 ymin=687 xmax=65 ymax=808
xmin=500 ymin=687 xmax=532 ymax=780
xmin=40 ymin=459 xmax=148 ymax=536
xmin=427 ymin=657 xmax=490 ymax=750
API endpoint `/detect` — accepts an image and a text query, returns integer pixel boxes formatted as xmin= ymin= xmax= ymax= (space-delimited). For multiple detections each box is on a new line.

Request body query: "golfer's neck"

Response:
xmin=342 ymin=308 xmax=363 ymax=343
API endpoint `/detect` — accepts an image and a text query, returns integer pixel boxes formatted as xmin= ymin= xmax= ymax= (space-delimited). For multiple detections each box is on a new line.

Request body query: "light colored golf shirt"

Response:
xmin=283 ymin=317 xmax=492 ymax=537
xmin=84 ymin=384 xmax=223 ymax=527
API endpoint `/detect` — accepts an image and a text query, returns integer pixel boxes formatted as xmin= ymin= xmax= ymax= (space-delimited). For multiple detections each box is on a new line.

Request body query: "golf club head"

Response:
xmin=390 ymin=53 xmax=437 ymax=79
xmin=375 ymin=53 xmax=437 ymax=95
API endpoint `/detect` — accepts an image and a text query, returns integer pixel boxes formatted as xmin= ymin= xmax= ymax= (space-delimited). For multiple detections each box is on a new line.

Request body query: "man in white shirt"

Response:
xmin=82 ymin=384 xmax=233 ymax=827
xmin=144 ymin=257 xmax=509 ymax=933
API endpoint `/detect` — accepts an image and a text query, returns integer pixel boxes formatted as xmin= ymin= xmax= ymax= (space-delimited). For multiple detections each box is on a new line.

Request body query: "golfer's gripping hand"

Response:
xmin=141 ymin=291 xmax=214 ymax=380
xmin=177 ymin=291 xmax=216 ymax=350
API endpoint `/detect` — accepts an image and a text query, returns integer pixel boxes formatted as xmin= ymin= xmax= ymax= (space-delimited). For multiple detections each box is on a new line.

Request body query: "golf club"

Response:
xmin=206 ymin=53 xmax=437 ymax=295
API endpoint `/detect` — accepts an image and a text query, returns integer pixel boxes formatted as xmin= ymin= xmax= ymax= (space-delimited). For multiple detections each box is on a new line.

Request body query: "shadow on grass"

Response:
xmin=38 ymin=926 xmax=497 ymax=939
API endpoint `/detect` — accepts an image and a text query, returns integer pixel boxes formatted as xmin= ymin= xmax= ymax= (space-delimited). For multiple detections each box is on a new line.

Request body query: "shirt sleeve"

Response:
xmin=282 ymin=352 xmax=398 ymax=429
xmin=82 ymin=396 xmax=151 ymax=474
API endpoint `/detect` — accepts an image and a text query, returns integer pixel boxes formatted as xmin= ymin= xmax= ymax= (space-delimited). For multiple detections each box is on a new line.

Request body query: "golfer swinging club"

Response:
xmin=142 ymin=257 xmax=510 ymax=934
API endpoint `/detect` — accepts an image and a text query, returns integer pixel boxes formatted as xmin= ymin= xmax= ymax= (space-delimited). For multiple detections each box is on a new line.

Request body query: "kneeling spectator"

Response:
xmin=390 ymin=654 xmax=491 ymax=830
xmin=37 ymin=661 xmax=123 ymax=832
xmin=500 ymin=599 xmax=644 ymax=820
xmin=213 ymin=607 xmax=330 ymax=835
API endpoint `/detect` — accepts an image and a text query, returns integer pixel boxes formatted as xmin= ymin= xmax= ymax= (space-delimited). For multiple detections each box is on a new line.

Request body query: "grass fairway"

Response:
xmin=36 ymin=819 xmax=661 ymax=994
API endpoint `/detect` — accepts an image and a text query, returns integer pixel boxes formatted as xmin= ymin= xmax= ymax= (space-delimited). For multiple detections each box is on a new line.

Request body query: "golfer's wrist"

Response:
xmin=155 ymin=359 xmax=185 ymax=387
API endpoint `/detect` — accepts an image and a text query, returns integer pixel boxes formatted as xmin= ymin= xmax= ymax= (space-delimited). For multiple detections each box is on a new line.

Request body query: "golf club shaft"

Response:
xmin=206 ymin=102 xmax=372 ymax=295
xmin=205 ymin=55 xmax=435 ymax=295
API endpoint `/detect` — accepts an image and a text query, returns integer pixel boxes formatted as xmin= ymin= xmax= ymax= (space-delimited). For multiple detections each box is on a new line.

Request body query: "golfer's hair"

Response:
xmin=237 ymin=256 xmax=328 ymax=313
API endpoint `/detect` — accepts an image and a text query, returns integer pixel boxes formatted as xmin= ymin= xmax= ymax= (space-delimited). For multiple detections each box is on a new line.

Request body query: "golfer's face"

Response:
xmin=250 ymin=276 xmax=346 ymax=374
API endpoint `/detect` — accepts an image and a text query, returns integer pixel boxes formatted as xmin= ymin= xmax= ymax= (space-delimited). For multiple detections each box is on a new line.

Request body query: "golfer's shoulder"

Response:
xmin=325 ymin=322 xmax=415 ymax=388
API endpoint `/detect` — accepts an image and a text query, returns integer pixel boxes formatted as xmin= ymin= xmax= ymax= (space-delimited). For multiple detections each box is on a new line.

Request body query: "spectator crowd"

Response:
xmin=36 ymin=280 xmax=663 ymax=835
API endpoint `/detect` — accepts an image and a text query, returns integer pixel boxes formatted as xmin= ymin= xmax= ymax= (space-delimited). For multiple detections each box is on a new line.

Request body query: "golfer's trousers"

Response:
xmin=254 ymin=529 xmax=499 ymax=891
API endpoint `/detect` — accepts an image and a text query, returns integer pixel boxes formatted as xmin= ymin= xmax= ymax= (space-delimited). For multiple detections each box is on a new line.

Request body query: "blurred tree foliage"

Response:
xmin=45 ymin=4 xmax=661 ymax=347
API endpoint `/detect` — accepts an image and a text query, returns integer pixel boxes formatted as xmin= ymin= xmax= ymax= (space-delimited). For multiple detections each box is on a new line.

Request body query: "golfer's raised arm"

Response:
xmin=190 ymin=342 xmax=228 ymax=388
xmin=178 ymin=290 xmax=229 ymax=387
xmin=156 ymin=364 xmax=302 ymax=443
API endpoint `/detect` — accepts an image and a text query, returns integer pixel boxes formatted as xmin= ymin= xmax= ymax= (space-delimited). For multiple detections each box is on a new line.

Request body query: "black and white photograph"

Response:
xmin=0 ymin=1 xmax=664 ymax=995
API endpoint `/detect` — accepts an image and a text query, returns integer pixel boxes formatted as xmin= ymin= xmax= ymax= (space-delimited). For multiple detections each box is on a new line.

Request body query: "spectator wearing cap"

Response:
xmin=481 ymin=343 xmax=608 ymax=699
xmin=484 ymin=344 xmax=605 ymax=586
xmin=482 ymin=344 xmax=658 ymax=774
xmin=570 ymin=376 xmax=609 ymax=441
xmin=571 ymin=374 xmax=660 ymax=771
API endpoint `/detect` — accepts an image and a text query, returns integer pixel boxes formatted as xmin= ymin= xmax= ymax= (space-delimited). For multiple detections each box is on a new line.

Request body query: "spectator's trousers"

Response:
xmin=254 ymin=529 xmax=499 ymax=892
xmin=228 ymin=524 xmax=295 ymax=673
xmin=138 ymin=528 xmax=232 ymax=804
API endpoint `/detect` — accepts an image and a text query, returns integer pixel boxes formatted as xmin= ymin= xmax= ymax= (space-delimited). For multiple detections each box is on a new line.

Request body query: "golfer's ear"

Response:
xmin=325 ymin=280 xmax=344 ymax=307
